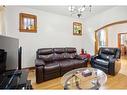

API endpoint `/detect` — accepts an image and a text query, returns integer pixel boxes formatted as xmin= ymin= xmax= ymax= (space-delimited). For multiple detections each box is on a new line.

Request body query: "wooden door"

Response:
xmin=118 ymin=33 xmax=127 ymax=56
xmin=118 ymin=33 xmax=121 ymax=48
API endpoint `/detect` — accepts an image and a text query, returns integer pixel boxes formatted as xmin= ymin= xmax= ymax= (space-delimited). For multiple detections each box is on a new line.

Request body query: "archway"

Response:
xmin=95 ymin=20 xmax=127 ymax=54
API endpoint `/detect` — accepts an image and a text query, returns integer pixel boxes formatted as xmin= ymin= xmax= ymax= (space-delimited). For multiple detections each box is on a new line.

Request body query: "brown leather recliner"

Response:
xmin=35 ymin=48 xmax=88 ymax=83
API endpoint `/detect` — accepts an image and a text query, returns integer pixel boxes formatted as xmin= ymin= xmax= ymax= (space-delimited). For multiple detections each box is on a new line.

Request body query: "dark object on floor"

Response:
xmin=35 ymin=47 xmax=88 ymax=83
xmin=0 ymin=49 xmax=7 ymax=75
xmin=91 ymin=47 xmax=121 ymax=76
xmin=0 ymin=69 xmax=32 ymax=89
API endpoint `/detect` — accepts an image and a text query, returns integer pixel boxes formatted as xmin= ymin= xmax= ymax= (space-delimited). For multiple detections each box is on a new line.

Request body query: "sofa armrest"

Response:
xmin=35 ymin=59 xmax=46 ymax=67
xmin=91 ymin=55 xmax=99 ymax=59
xmin=109 ymin=58 xmax=121 ymax=75
xmin=114 ymin=59 xmax=121 ymax=74
xmin=109 ymin=58 xmax=116 ymax=63
xmin=36 ymin=66 xmax=44 ymax=83
xmin=90 ymin=55 xmax=99 ymax=67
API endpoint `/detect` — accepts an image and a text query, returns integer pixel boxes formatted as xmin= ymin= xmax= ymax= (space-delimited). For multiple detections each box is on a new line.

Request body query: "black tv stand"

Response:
xmin=0 ymin=69 xmax=32 ymax=89
xmin=14 ymin=70 xmax=22 ymax=76
xmin=2 ymin=70 xmax=22 ymax=78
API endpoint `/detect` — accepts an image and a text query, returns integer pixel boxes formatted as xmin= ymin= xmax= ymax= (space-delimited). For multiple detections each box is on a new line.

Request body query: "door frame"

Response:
xmin=118 ymin=32 xmax=127 ymax=52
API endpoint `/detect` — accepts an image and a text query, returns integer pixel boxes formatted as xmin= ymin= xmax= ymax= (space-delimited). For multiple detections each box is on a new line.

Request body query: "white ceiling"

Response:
xmin=29 ymin=6 xmax=114 ymax=19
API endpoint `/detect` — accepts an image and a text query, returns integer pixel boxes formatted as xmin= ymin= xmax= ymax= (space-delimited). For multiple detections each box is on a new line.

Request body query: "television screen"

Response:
xmin=0 ymin=35 xmax=19 ymax=71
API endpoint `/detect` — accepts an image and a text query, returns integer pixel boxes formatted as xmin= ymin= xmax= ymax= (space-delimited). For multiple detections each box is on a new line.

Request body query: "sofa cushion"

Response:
xmin=38 ymin=54 xmax=54 ymax=62
xmin=66 ymin=48 xmax=76 ymax=53
xmin=37 ymin=48 xmax=53 ymax=55
xmin=44 ymin=62 xmax=60 ymax=74
xmin=100 ymin=54 xmax=114 ymax=60
xmin=54 ymin=48 xmax=65 ymax=54
xmin=35 ymin=59 xmax=46 ymax=67
xmin=94 ymin=64 xmax=108 ymax=74
xmin=64 ymin=53 xmax=76 ymax=59
xmin=68 ymin=59 xmax=85 ymax=68
xmin=59 ymin=59 xmax=85 ymax=68
xmin=100 ymin=48 xmax=116 ymax=55
xmin=59 ymin=60 xmax=75 ymax=70
xmin=53 ymin=53 xmax=65 ymax=61
xmin=95 ymin=58 xmax=109 ymax=68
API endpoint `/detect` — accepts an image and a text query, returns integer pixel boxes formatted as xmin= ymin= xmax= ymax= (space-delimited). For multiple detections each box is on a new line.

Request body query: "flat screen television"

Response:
xmin=0 ymin=35 xmax=19 ymax=72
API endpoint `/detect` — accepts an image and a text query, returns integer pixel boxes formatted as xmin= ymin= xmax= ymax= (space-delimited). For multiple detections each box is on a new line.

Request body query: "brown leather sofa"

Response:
xmin=35 ymin=48 xmax=88 ymax=83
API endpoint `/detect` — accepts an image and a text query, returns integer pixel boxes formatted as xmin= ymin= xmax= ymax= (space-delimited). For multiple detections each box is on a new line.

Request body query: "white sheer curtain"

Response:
xmin=0 ymin=7 xmax=6 ymax=35
xmin=97 ymin=29 xmax=107 ymax=48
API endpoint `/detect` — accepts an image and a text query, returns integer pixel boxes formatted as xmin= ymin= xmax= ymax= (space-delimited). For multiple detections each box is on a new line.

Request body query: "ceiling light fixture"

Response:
xmin=68 ymin=5 xmax=92 ymax=18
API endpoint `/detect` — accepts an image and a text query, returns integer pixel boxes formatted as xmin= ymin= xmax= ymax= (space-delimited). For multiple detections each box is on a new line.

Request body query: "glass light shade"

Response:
xmin=79 ymin=6 xmax=85 ymax=12
xmin=68 ymin=5 xmax=91 ymax=18
xmin=68 ymin=6 xmax=75 ymax=12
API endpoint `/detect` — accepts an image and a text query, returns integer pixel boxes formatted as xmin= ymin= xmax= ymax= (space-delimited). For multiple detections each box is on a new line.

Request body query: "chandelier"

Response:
xmin=68 ymin=5 xmax=92 ymax=18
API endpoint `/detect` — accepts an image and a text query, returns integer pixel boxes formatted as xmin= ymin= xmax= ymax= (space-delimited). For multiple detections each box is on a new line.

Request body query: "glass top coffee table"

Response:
xmin=61 ymin=67 xmax=107 ymax=90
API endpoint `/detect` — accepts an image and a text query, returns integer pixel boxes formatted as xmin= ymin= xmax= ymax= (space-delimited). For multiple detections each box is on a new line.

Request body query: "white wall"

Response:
xmin=5 ymin=6 xmax=127 ymax=68
xmin=5 ymin=6 xmax=85 ymax=68
xmin=84 ymin=6 xmax=127 ymax=54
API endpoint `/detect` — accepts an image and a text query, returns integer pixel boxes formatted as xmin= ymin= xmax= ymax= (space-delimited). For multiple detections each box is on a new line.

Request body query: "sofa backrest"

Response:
xmin=53 ymin=48 xmax=66 ymax=61
xmin=37 ymin=48 xmax=54 ymax=62
xmin=98 ymin=47 xmax=121 ymax=60
xmin=65 ymin=48 xmax=77 ymax=59
xmin=36 ymin=47 xmax=77 ymax=62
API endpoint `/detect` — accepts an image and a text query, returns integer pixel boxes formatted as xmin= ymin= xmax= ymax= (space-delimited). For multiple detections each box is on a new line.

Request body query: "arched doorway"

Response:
xmin=95 ymin=20 xmax=127 ymax=54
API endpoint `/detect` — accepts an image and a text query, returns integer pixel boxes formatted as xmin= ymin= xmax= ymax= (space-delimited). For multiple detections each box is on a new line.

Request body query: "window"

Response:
xmin=95 ymin=28 xmax=108 ymax=53
xmin=98 ymin=29 xmax=107 ymax=47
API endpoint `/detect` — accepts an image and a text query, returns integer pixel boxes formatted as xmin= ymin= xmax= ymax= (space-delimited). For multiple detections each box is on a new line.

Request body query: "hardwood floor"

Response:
xmin=28 ymin=56 xmax=127 ymax=89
